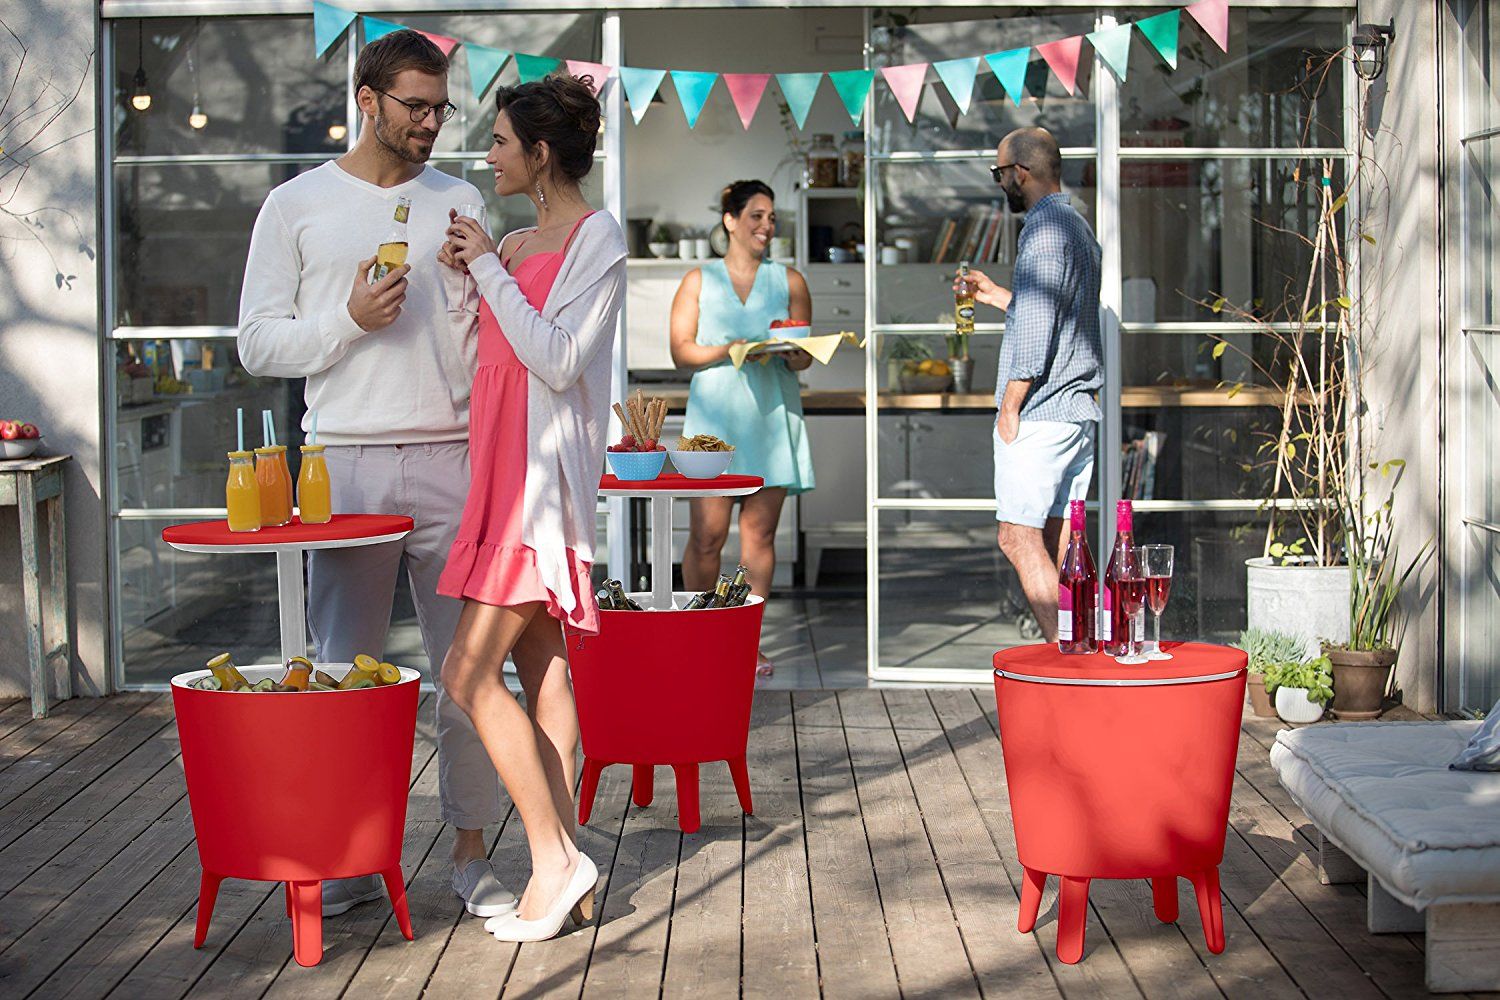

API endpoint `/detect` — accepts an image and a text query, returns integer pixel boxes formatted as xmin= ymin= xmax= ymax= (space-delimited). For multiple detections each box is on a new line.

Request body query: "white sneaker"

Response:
xmin=321 ymin=874 xmax=385 ymax=916
xmin=453 ymin=859 xmax=519 ymax=918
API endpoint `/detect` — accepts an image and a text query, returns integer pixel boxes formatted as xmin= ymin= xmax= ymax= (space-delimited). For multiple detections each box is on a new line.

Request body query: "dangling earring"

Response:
xmin=535 ymin=180 xmax=548 ymax=210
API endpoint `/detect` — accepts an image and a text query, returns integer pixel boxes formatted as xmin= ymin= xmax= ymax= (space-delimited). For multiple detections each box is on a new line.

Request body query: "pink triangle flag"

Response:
xmin=1035 ymin=35 xmax=1084 ymax=95
xmin=565 ymin=60 xmax=613 ymax=96
xmin=1186 ymin=0 xmax=1230 ymax=53
xmin=723 ymin=73 xmax=772 ymax=130
xmin=880 ymin=63 xmax=929 ymax=124
xmin=419 ymin=31 xmax=459 ymax=57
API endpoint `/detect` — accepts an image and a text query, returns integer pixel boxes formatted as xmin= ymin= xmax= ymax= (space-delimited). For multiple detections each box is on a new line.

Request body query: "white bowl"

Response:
xmin=668 ymin=448 xmax=734 ymax=479
xmin=0 ymin=438 xmax=42 ymax=459
xmin=648 ymin=242 xmax=677 ymax=258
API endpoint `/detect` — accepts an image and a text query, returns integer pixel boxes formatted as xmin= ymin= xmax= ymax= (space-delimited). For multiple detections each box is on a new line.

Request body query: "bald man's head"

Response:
xmin=999 ymin=126 xmax=1062 ymax=186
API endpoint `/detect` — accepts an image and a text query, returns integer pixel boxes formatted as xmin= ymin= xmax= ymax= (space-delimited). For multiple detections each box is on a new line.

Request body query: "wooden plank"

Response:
xmin=792 ymin=690 xmax=901 ymax=1000
xmin=838 ymin=689 xmax=980 ymax=998
xmin=660 ymin=753 xmax=744 ymax=997
xmin=0 ymin=693 xmax=103 ymax=746
xmin=936 ymin=688 xmax=1145 ymax=1000
xmin=881 ymin=689 xmax=1060 ymax=1000
xmin=0 ymin=693 xmax=147 ymax=775
xmin=738 ymin=692 xmax=819 ymax=1000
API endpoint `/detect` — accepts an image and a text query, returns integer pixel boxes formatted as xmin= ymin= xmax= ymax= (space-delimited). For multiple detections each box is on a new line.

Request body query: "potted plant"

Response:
xmin=883 ymin=337 xmax=931 ymax=391
xmin=945 ymin=328 xmax=972 ymax=393
xmin=1235 ymin=627 xmax=1306 ymax=718
xmin=648 ymin=224 xmax=676 ymax=258
xmin=1321 ymin=461 xmax=1432 ymax=719
xmin=1265 ymin=654 xmax=1334 ymax=724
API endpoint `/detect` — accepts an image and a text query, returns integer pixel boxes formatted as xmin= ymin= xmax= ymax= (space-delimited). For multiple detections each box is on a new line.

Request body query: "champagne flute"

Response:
xmin=1140 ymin=544 xmax=1174 ymax=661
xmin=1114 ymin=560 xmax=1149 ymax=665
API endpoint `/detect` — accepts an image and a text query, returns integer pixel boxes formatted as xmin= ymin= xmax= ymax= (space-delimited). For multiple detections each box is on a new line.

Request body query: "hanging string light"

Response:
xmin=187 ymin=20 xmax=207 ymax=129
xmin=130 ymin=23 xmax=152 ymax=112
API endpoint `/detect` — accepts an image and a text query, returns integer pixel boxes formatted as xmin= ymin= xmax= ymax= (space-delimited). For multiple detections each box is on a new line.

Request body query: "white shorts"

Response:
xmin=993 ymin=420 xmax=1096 ymax=528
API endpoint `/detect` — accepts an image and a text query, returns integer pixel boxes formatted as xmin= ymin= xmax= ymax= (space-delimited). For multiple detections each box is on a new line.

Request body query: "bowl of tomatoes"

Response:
xmin=0 ymin=420 xmax=42 ymax=459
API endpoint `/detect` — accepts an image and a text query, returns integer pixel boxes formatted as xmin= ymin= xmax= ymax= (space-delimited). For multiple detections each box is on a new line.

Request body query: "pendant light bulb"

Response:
xmin=189 ymin=104 xmax=208 ymax=130
xmin=327 ymin=122 xmax=348 ymax=142
xmin=130 ymin=67 xmax=152 ymax=112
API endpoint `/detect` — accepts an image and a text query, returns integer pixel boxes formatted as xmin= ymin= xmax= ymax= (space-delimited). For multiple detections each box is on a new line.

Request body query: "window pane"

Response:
xmin=1463 ymin=332 xmax=1500 ymax=526
xmin=1461 ymin=0 xmax=1500 ymax=136
xmin=1130 ymin=510 xmax=1261 ymax=643
xmin=115 ymin=161 xmax=325 ymax=327
xmin=1451 ymin=529 xmax=1500 ymax=714
xmin=433 ymin=161 xmax=605 ymax=243
xmin=873 ymin=158 xmax=1095 ymax=325
xmin=1119 ymin=7 xmax=1346 ymax=148
xmin=1120 ymin=158 xmax=1338 ymax=323
xmin=870 ymin=10 xmax=1098 ymax=152
xmin=113 ymin=18 xmax=347 ymax=157
xmin=1464 ymin=138 xmax=1498 ymax=327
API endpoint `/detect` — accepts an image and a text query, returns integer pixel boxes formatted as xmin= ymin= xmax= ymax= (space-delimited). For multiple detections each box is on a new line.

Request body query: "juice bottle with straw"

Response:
xmin=298 ymin=444 xmax=331 ymax=524
xmin=272 ymin=445 xmax=294 ymax=523
xmin=255 ymin=446 xmax=293 ymax=526
xmin=225 ymin=451 xmax=261 ymax=532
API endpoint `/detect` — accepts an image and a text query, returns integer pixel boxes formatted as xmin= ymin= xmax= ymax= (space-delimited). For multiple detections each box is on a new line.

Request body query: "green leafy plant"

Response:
xmin=1235 ymin=627 xmax=1307 ymax=676
xmin=1264 ymin=654 xmax=1334 ymax=705
xmin=651 ymin=224 xmax=673 ymax=243
xmin=1332 ymin=459 xmax=1433 ymax=652
xmin=884 ymin=337 xmax=931 ymax=362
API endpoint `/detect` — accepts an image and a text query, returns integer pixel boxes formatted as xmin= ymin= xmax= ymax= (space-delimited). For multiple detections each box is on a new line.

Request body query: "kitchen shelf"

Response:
xmin=636 ymin=385 xmax=1298 ymax=415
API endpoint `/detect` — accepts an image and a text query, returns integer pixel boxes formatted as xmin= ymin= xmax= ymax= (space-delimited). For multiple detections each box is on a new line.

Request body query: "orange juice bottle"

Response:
xmin=225 ymin=451 xmax=261 ymax=532
xmin=254 ymin=446 xmax=292 ymax=526
xmin=272 ymin=446 xmax=295 ymax=524
xmin=297 ymin=444 xmax=332 ymax=524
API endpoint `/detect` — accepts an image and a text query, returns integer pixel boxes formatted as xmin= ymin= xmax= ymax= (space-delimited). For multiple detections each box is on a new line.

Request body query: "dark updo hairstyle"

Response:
xmin=493 ymin=73 xmax=602 ymax=184
xmin=720 ymin=179 xmax=775 ymax=219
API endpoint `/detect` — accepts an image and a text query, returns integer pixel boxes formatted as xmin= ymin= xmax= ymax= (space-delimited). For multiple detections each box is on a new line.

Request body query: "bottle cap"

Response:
xmin=228 ymin=450 xmax=253 ymax=459
xmin=253 ymin=446 xmax=275 ymax=455
xmin=300 ymin=444 xmax=325 ymax=453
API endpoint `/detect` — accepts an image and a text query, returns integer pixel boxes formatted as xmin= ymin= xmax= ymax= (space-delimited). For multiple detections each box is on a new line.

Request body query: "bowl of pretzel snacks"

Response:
xmin=668 ymin=433 xmax=735 ymax=479
xmin=607 ymin=392 xmax=669 ymax=480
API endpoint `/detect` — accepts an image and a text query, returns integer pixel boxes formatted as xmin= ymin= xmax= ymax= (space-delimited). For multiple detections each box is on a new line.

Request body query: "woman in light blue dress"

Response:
xmin=669 ymin=180 xmax=814 ymax=675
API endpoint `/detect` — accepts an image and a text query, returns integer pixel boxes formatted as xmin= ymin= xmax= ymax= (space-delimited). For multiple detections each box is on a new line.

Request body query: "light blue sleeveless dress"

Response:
xmin=683 ymin=259 xmax=815 ymax=494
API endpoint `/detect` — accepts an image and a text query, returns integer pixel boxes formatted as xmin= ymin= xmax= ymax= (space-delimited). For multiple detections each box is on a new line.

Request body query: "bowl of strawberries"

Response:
xmin=606 ymin=393 xmax=668 ymax=481
xmin=0 ymin=420 xmax=42 ymax=459
xmin=769 ymin=318 xmax=810 ymax=338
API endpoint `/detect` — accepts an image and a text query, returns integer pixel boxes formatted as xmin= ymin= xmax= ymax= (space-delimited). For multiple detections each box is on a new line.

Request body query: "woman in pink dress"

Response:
xmin=437 ymin=73 xmax=626 ymax=944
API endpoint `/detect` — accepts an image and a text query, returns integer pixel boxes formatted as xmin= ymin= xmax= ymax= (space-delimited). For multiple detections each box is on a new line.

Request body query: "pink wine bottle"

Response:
xmin=1102 ymin=500 xmax=1142 ymax=657
xmin=1057 ymin=500 xmax=1097 ymax=654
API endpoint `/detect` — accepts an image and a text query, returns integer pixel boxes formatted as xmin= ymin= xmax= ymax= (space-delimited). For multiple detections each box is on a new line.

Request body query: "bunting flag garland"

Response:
xmin=828 ymin=69 xmax=876 ymax=126
xmin=671 ymin=70 xmax=718 ymax=129
xmin=310 ymin=3 xmax=1233 ymax=131
xmin=619 ymin=66 xmax=667 ymax=124
xmin=931 ymin=56 xmax=980 ymax=115
xmin=776 ymin=73 xmax=822 ymax=130
xmin=985 ymin=48 xmax=1030 ymax=107
xmin=566 ymin=60 xmax=613 ymax=97
xmin=1087 ymin=22 xmax=1135 ymax=82
xmin=313 ymin=1 xmax=357 ymax=58
xmin=466 ymin=44 xmax=511 ymax=100
xmin=880 ymin=64 xmax=928 ymax=124
xmin=1186 ymin=0 xmax=1230 ymax=53
xmin=723 ymin=73 xmax=772 ymax=130
xmin=1136 ymin=10 xmax=1181 ymax=69
xmin=1035 ymin=36 xmax=1084 ymax=95
xmin=515 ymin=54 xmax=562 ymax=83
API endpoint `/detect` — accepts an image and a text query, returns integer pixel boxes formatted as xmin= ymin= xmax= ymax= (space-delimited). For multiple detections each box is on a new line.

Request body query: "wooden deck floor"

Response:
xmin=0 ymin=689 xmax=1446 ymax=999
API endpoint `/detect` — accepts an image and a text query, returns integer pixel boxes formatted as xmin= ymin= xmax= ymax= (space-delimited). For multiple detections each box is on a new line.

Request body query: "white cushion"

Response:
xmin=1271 ymin=720 xmax=1500 ymax=910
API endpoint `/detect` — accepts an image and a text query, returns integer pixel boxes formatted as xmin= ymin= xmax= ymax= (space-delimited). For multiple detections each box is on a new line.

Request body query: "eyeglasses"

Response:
xmin=991 ymin=162 xmax=1029 ymax=183
xmin=374 ymin=89 xmax=458 ymax=124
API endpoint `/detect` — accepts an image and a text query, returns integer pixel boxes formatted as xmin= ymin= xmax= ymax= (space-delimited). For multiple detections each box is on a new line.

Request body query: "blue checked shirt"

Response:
xmin=996 ymin=192 xmax=1103 ymax=423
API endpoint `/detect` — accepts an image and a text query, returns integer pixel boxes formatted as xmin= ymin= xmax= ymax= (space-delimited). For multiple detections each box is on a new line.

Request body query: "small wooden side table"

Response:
xmin=0 ymin=455 xmax=72 ymax=718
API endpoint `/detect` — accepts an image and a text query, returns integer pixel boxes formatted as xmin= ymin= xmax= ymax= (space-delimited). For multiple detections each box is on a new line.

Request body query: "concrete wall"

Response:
xmin=0 ymin=0 xmax=107 ymax=698
xmin=1355 ymin=0 xmax=1443 ymax=712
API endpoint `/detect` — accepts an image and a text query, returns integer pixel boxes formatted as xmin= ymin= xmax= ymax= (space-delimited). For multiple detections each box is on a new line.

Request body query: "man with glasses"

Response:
xmin=956 ymin=126 xmax=1102 ymax=644
xmin=239 ymin=29 xmax=514 ymax=921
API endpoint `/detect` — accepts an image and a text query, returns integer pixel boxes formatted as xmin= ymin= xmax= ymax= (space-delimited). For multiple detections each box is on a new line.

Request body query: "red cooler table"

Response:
xmin=571 ymin=474 xmax=763 ymax=833
xmin=992 ymin=643 xmax=1247 ymax=964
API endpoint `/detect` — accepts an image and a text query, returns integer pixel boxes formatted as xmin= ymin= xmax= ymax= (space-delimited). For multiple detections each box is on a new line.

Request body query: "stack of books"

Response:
xmin=930 ymin=201 xmax=1016 ymax=264
xmin=1122 ymin=431 xmax=1163 ymax=501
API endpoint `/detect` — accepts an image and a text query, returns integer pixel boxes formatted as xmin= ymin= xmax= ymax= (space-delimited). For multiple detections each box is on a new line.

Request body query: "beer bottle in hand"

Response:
xmin=374 ymin=196 xmax=411 ymax=281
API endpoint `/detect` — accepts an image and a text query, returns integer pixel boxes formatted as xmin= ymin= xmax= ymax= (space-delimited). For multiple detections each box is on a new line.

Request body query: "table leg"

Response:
xmin=650 ymin=495 xmax=673 ymax=610
xmin=1191 ymin=867 xmax=1225 ymax=953
xmin=1056 ymin=875 xmax=1091 ymax=965
xmin=46 ymin=492 xmax=71 ymax=700
xmin=672 ymin=763 xmax=700 ymax=834
xmin=1018 ymin=866 xmax=1047 ymax=933
xmin=17 ymin=476 xmax=47 ymax=719
xmin=275 ymin=549 xmax=308 ymax=663
xmin=1152 ymin=876 xmax=1179 ymax=923
xmin=632 ymin=763 xmax=654 ymax=807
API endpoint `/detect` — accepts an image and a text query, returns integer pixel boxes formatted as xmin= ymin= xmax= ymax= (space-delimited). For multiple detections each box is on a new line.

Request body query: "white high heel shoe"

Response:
xmin=485 ymin=853 xmax=598 ymax=942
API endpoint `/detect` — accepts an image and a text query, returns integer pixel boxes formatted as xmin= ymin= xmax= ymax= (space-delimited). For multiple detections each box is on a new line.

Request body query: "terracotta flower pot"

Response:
xmin=1325 ymin=647 xmax=1397 ymax=720
xmin=1247 ymin=674 xmax=1277 ymax=717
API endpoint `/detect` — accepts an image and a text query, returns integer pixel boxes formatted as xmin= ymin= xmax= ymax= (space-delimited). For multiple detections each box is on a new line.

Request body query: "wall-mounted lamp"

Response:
xmin=1353 ymin=18 xmax=1394 ymax=82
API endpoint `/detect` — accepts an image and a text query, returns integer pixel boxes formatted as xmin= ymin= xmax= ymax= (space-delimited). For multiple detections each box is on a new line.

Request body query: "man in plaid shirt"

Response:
xmin=957 ymin=127 xmax=1102 ymax=643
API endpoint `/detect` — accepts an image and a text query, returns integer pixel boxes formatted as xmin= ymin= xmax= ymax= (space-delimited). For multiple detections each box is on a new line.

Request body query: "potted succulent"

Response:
xmin=1235 ymin=627 xmax=1306 ymax=718
xmin=1265 ymin=654 xmax=1334 ymax=724
xmin=648 ymin=224 xmax=676 ymax=258
xmin=1321 ymin=461 xmax=1432 ymax=720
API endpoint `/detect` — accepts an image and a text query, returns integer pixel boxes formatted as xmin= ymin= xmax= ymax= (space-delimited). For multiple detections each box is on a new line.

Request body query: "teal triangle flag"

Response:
xmin=313 ymin=2 xmax=357 ymax=59
xmin=620 ymin=67 xmax=668 ymax=125
xmin=776 ymin=73 xmax=822 ymax=130
xmin=828 ymin=69 xmax=875 ymax=126
xmin=932 ymin=56 xmax=980 ymax=115
xmin=467 ymin=44 xmax=511 ymax=100
xmin=1135 ymin=10 xmax=1180 ymax=70
xmin=671 ymin=71 xmax=718 ymax=128
xmin=361 ymin=16 xmax=405 ymax=44
xmin=515 ymin=53 xmax=562 ymax=84
xmin=1087 ymin=22 xmax=1134 ymax=82
xmin=985 ymin=48 xmax=1030 ymax=106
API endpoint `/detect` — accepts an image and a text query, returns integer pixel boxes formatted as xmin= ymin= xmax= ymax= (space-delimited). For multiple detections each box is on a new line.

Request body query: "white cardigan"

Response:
xmin=465 ymin=211 xmax=627 ymax=621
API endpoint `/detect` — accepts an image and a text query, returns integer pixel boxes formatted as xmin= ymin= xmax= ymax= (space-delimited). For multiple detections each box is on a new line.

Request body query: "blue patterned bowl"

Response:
xmin=606 ymin=450 xmax=667 ymax=481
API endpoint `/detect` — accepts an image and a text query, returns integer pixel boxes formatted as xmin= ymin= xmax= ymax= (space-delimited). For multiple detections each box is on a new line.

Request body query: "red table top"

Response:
xmin=994 ymin=642 xmax=1246 ymax=684
xmin=161 ymin=513 xmax=414 ymax=547
xmin=599 ymin=473 xmax=764 ymax=492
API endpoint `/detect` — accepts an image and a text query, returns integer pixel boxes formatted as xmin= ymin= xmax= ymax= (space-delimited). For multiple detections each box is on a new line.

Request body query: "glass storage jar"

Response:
xmin=806 ymin=134 xmax=840 ymax=188
xmin=839 ymin=130 xmax=864 ymax=188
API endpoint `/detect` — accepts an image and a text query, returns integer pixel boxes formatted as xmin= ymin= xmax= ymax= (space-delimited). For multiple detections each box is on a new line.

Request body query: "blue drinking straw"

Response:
xmin=236 ymin=408 xmax=244 ymax=453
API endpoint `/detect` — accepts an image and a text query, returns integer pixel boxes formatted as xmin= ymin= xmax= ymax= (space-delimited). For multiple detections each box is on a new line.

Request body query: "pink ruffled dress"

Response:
xmin=438 ymin=214 xmax=599 ymax=633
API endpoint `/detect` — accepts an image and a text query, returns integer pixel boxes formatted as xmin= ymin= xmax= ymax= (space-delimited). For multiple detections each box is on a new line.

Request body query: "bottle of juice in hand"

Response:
xmin=225 ymin=451 xmax=261 ymax=532
xmin=297 ymin=444 xmax=332 ymax=524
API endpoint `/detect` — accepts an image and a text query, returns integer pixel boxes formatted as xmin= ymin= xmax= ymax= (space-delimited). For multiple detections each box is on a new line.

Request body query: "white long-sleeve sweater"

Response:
xmin=465 ymin=211 xmax=627 ymax=620
xmin=237 ymin=161 xmax=484 ymax=445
